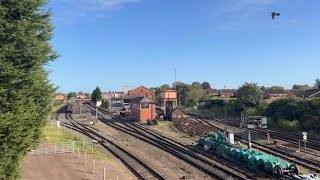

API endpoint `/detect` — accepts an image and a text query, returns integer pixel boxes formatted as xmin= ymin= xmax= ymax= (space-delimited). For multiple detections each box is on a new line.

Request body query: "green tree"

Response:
xmin=292 ymin=84 xmax=311 ymax=90
xmin=315 ymin=78 xmax=320 ymax=89
xmin=237 ymin=82 xmax=264 ymax=109
xmin=0 ymin=0 xmax=58 ymax=178
xmin=186 ymin=85 xmax=205 ymax=106
xmin=91 ymin=87 xmax=102 ymax=104
xmin=101 ymin=99 xmax=109 ymax=109
xmin=202 ymin=82 xmax=211 ymax=89
xmin=67 ymin=92 xmax=77 ymax=99
xmin=191 ymin=82 xmax=202 ymax=89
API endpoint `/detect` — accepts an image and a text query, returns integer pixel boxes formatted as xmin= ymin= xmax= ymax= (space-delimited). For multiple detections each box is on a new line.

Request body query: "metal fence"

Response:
xmin=27 ymin=141 xmax=96 ymax=156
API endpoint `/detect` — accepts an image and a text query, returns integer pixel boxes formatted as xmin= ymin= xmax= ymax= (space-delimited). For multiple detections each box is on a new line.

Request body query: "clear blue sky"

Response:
xmin=47 ymin=0 xmax=320 ymax=93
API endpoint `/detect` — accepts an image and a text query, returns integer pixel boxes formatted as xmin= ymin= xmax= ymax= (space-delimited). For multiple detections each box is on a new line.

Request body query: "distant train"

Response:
xmin=66 ymin=103 xmax=73 ymax=113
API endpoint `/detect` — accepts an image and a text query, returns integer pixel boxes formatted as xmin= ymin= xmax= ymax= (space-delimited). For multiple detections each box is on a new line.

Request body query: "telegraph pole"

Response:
xmin=174 ymin=68 xmax=177 ymax=90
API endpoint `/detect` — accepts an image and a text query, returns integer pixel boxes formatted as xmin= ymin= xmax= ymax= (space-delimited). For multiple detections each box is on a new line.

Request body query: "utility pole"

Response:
xmin=174 ymin=68 xmax=177 ymax=91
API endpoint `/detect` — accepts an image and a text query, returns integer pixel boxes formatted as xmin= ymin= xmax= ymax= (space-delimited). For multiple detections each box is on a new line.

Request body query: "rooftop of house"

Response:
xmin=218 ymin=89 xmax=237 ymax=94
xmin=286 ymin=89 xmax=305 ymax=96
xmin=206 ymin=89 xmax=219 ymax=94
xmin=296 ymin=89 xmax=320 ymax=98
xmin=265 ymin=88 xmax=288 ymax=95
xmin=131 ymin=96 xmax=155 ymax=104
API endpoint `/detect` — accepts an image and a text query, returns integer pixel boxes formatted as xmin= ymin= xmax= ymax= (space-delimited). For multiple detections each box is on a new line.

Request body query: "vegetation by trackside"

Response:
xmin=42 ymin=125 xmax=111 ymax=160
xmin=0 ymin=0 xmax=58 ymax=179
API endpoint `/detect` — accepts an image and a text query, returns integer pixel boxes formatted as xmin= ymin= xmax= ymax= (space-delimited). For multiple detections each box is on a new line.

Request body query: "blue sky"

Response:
xmin=47 ymin=0 xmax=320 ymax=93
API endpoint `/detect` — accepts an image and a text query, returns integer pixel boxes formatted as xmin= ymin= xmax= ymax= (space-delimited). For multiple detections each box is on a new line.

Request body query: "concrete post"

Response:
xmin=103 ymin=167 xmax=106 ymax=180
xmin=72 ymin=141 xmax=75 ymax=153
xmin=92 ymin=160 xmax=95 ymax=174
xmin=84 ymin=153 xmax=87 ymax=165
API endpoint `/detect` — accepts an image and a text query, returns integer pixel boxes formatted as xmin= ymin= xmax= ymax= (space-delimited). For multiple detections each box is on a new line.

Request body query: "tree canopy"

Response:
xmin=202 ymin=82 xmax=211 ymax=89
xmin=91 ymin=87 xmax=102 ymax=104
xmin=315 ymin=78 xmax=320 ymax=89
xmin=292 ymin=84 xmax=311 ymax=90
xmin=67 ymin=92 xmax=77 ymax=99
xmin=0 ymin=0 xmax=58 ymax=178
xmin=237 ymin=82 xmax=264 ymax=109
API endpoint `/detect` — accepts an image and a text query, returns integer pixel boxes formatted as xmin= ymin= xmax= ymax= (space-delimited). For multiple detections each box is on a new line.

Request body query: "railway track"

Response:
xmin=191 ymin=113 xmax=320 ymax=152
xmin=190 ymin=113 xmax=320 ymax=160
xmin=62 ymin=112 xmax=167 ymax=180
xmin=188 ymin=113 xmax=320 ymax=173
xmin=89 ymin=105 xmax=275 ymax=180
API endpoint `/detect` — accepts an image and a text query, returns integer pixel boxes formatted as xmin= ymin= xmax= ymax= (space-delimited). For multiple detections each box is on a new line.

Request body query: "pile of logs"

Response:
xmin=173 ymin=118 xmax=219 ymax=137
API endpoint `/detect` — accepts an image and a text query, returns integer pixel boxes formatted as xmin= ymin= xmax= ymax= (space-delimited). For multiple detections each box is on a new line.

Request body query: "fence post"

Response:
xmin=103 ymin=167 xmax=106 ymax=180
xmin=77 ymin=148 xmax=80 ymax=158
xmin=92 ymin=160 xmax=95 ymax=174
xmin=82 ymin=142 xmax=85 ymax=151
xmin=84 ymin=153 xmax=87 ymax=165
xmin=72 ymin=141 xmax=75 ymax=153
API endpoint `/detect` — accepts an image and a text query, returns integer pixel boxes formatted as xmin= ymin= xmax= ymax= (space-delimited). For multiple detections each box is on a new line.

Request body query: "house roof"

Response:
xmin=206 ymin=89 xmax=218 ymax=95
xmin=131 ymin=97 xmax=155 ymax=104
xmin=286 ymin=89 xmax=305 ymax=96
xmin=265 ymin=88 xmax=288 ymax=95
xmin=218 ymin=89 xmax=237 ymax=94
xmin=296 ymin=89 xmax=320 ymax=98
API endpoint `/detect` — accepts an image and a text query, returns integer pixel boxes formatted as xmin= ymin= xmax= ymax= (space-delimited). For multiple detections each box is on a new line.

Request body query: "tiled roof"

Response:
xmin=206 ymin=89 xmax=218 ymax=95
xmin=296 ymin=89 xmax=320 ymax=98
xmin=131 ymin=97 xmax=154 ymax=104
xmin=218 ymin=89 xmax=237 ymax=94
xmin=286 ymin=89 xmax=305 ymax=96
xmin=265 ymin=88 xmax=288 ymax=95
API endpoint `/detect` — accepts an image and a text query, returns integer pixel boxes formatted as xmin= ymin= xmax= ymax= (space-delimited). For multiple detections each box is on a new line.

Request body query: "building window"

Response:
xmin=141 ymin=104 xmax=150 ymax=109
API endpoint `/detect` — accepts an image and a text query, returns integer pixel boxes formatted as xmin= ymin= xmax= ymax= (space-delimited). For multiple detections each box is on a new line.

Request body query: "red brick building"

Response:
xmin=264 ymin=88 xmax=288 ymax=99
xmin=131 ymin=97 xmax=156 ymax=123
xmin=128 ymin=86 xmax=155 ymax=100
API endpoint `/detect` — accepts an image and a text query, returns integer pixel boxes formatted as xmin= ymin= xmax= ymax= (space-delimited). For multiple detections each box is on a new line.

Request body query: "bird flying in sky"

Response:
xmin=272 ymin=11 xmax=280 ymax=19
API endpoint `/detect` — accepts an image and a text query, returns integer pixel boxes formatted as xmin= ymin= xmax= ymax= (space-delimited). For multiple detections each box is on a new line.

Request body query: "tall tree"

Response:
xmin=202 ymin=82 xmax=211 ymax=89
xmin=187 ymin=86 xmax=205 ymax=106
xmin=315 ymin=78 xmax=320 ymax=89
xmin=191 ymin=82 xmax=202 ymax=89
xmin=91 ymin=87 xmax=102 ymax=104
xmin=237 ymin=82 xmax=264 ymax=109
xmin=67 ymin=92 xmax=77 ymax=99
xmin=0 ymin=0 xmax=58 ymax=178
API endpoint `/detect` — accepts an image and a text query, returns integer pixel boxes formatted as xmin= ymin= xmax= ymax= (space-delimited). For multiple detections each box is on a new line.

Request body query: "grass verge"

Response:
xmin=42 ymin=125 xmax=111 ymax=160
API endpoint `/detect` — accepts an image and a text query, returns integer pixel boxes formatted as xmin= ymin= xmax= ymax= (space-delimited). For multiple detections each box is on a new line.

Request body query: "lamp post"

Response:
xmin=224 ymin=85 xmax=228 ymax=121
